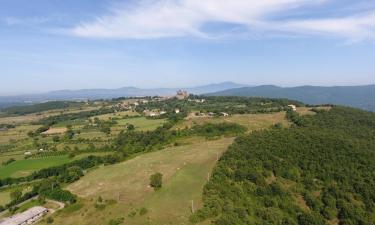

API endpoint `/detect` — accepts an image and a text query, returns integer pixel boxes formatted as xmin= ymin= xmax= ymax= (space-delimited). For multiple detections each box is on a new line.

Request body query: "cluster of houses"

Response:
xmin=193 ymin=112 xmax=229 ymax=117
xmin=188 ymin=99 xmax=206 ymax=103
xmin=143 ymin=108 xmax=181 ymax=117
xmin=0 ymin=206 xmax=49 ymax=225
xmin=24 ymin=148 xmax=45 ymax=156
xmin=143 ymin=109 xmax=167 ymax=117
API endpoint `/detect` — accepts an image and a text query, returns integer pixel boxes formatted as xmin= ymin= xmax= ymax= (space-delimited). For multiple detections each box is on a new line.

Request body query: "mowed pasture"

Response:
xmin=0 ymin=155 xmax=71 ymax=179
xmin=45 ymin=138 xmax=233 ymax=225
xmin=174 ymin=112 xmax=290 ymax=131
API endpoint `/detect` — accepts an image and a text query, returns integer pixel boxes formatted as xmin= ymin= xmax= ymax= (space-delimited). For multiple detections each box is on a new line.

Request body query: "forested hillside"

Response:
xmin=192 ymin=107 xmax=375 ymax=225
xmin=207 ymin=85 xmax=375 ymax=111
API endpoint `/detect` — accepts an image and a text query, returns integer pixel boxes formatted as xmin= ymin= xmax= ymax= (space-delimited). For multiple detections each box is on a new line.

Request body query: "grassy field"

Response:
xmin=42 ymin=138 xmax=233 ymax=225
xmin=112 ymin=117 xmax=166 ymax=132
xmin=174 ymin=112 xmax=290 ymax=131
xmin=296 ymin=106 xmax=332 ymax=116
xmin=0 ymin=106 xmax=101 ymax=125
xmin=0 ymin=124 xmax=39 ymax=144
xmin=0 ymin=152 xmax=115 ymax=179
xmin=0 ymin=189 xmax=11 ymax=206
xmin=0 ymin=155 xmax=71 ymax=179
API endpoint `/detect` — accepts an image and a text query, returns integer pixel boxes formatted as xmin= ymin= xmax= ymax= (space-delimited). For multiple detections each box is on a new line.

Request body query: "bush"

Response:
xmin=108 ymin=217 xmax=124 ymax=225
xmin=46 ymin=217 xmax=54 ymax=223
xmin=139 ymin=207 xmax=148 ymax=216
xmin=150 ymin=172 xmax=163 ymax=190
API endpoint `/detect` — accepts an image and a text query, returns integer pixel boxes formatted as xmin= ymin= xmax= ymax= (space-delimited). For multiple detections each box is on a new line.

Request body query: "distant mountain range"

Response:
xmin=2 ymin=83 xmax=375 ymax=111
xmin=206 ymin=85 xmax=375 ymax=111
xmin=0 ymin=82 xmax=245 ymax=109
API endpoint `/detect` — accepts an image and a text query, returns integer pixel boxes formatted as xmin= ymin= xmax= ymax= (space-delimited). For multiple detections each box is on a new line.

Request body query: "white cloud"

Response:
xmin=69 ymin=0 xmax=375 ymax=41
xmin=282 ymin=12 xmax=375 ymax=40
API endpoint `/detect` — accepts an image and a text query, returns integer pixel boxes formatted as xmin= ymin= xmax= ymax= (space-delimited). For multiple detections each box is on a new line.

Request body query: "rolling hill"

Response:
xmin=0 ymin=82 xmax=245 ymax=109
xmin=207 ymin=85 xmax=375 ymax=111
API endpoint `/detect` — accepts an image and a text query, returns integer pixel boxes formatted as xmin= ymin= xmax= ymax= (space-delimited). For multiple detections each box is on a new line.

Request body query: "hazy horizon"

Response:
xmin=2 ymin=81 xmax=375 ymax=97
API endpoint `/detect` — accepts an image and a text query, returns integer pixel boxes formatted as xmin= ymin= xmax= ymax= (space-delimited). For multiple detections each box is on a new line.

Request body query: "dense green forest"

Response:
xmin=192 ymin=107 xmax=375 ymax=225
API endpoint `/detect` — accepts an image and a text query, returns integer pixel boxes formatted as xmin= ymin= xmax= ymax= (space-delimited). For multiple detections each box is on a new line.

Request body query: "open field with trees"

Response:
xmin=46 ymin=138 xmax=233 ymax=225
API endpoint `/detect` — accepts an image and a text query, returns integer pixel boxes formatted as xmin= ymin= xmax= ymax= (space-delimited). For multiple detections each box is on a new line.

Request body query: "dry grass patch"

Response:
xmin=48 ymin=138 xmax=233 ymax=225
xmin=42 ymin=127 xmax=67 ymax=135
xmin=296 ymin=106 xmax=332 ymax=116
xmin=175 ymin=112 xmax=290 ymax=131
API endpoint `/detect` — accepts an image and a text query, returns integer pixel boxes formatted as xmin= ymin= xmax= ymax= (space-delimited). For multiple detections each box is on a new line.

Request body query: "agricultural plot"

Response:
xmin=0 ymin=125 xmax=40 ymax=144
xmin=175 ymin=112 xmax=290 ymax=131
xmin=91 ymin=110 xmax=140 ymax=120
xmin=45 ymin=138 xmax=233 ymax=225
xmin=0 ymin=189 xmax=11 ymax=206
xmin=0 ymin=155 xmax=71 ymax=179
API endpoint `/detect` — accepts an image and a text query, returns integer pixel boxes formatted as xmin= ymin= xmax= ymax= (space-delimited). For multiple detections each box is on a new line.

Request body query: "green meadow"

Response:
xmin=0 ymin=155 xmax=70 ymax=179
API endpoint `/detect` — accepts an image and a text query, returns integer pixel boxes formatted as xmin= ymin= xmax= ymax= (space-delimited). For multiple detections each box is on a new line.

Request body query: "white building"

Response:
xmin=175 ymin=109 xmax=180 ymax=114
xmin=288 ymin=105 xmax=297 ymax=111
xmin=0 ymin=206 xmax=48 ymax=225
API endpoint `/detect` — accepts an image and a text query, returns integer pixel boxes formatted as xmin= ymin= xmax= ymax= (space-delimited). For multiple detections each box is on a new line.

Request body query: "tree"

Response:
xmin=150 ymin=172 xmax=163 ymax=190
xmin=10 ymin=190 xmax=22 ymax=201
xmin=52 ymin=136 xmax=60 ymax=143
xmin=38 ymin=195 xmax=46 ymax=204
xmin=126 ymin=124 xmax=135 ymax=131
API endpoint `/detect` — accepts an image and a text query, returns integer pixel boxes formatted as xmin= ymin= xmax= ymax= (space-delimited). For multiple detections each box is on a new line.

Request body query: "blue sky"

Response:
xmin=1 ymin=0 xmax=375 ymax=95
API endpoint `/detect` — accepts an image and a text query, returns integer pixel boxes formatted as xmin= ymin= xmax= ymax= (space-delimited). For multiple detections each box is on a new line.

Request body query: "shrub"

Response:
xmin=150 ymin=172 xmax=163 ymax=190
xmin=139 ymin=207 xmax=148 ymax=216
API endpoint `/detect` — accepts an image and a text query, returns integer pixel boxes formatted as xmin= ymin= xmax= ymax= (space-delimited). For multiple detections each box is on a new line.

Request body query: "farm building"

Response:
xmin=0 ymin=206 xmax=48 ymax=225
